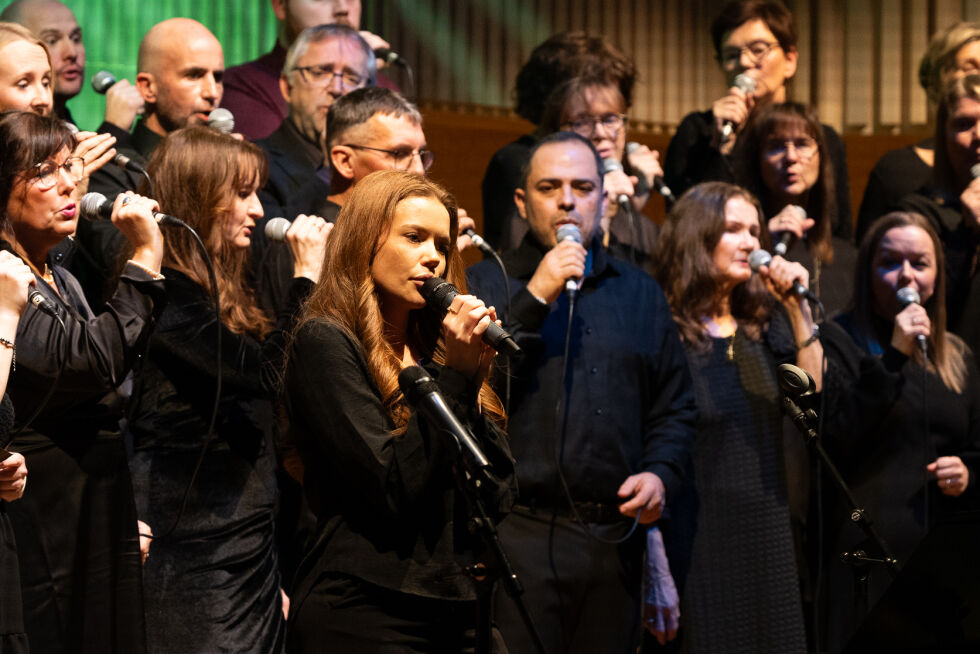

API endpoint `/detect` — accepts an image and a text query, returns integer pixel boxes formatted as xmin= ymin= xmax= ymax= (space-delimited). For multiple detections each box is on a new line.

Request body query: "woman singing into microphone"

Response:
xmin=651 ymin=181 xmax=821 ymax=652
xmin=819 ymin=211 xmax=980 ymax=649
xmin=282 ymin=170 xmax=515 ymax=652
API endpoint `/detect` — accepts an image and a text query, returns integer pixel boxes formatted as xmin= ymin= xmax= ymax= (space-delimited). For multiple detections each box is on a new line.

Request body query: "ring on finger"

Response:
xmin=120 ymin=196 xmax=132 ymax=206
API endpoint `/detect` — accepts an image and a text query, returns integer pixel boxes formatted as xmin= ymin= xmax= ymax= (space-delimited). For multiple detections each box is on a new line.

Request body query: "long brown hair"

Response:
xmin=144 ymin=125 xmax=271 ymax=337
xmin=652 ymin=181 xmax=774 ymax=349
xmin=299 ymin=170 xmax=505 ymax=431
xmin=0 ymin=111 xmax=75 ymax=271
xmin=735 ymin=102 xmax=836 ymax=265
xmin=852 ymin=211 xmax=966 ymax=392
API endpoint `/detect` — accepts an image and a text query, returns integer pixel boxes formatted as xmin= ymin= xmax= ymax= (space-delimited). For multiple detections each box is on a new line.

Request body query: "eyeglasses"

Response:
xmin=763 ymin=137 xmax=819 ymax=161
xmin=561 ymin=113 xmax=626 ymax=137
xmin=293 ymin=65 xmax=365 ymax=89
xmin=718 ymin=40 xmax=781 ymax=70
xmin=344 ymin=144 xmax=435 ymax=171
xmin=30 ymin=157 xmax=84 ymax=190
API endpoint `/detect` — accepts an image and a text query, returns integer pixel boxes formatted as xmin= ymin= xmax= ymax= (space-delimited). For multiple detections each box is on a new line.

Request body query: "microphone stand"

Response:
xmin=447 ymin=432 xmax=548 ymax=654
xmin=780 ymin=392 xmax=898 ymax=616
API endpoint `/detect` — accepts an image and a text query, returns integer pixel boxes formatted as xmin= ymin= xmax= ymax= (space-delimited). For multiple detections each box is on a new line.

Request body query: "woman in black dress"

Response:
xmin=0 ymin=249 xmax=34 ymax=654
xmin=283 ymin=170 xmax=515 ymax=653
xmin=736 ymin=102 xmax=857 ymax=318
xmin=0 ymin=110 xmax=165 ymax=654
xmin=651 ymin=181 xmax=822 ymax=653
xmin=125 ymin=125 xmax=330 ymax=654
xmin=820 ymin=211 xmax=980 ymax=649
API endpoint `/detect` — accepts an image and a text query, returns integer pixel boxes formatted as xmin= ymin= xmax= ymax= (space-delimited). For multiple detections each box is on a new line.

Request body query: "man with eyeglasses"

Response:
xmin=222 ymin=0 xmax=397 ymax=140
xmin=255 ymin=24 xmax=375 ymax=226
xmin=664 ymin=0 xmax=853 ymax=240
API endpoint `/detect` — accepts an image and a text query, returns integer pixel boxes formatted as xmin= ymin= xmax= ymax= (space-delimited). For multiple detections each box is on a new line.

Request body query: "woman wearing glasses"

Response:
xmin=540 ymin=73 xmax=663 ymax=273
xmin=0 ymin=111 xmax=164 ymax=654
xmin=735 ymin=102 xmax=857 ymax=318
xmin=664 ymin=0 xmax=853 ymax=240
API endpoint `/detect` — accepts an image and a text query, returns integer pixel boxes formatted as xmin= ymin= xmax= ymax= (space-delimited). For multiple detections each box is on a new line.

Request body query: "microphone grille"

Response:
xmin=733 ymin=73 xmax=757 ymax=94
xmin=971 ymin=163 xmax=980 ymax=180
xmin=208 ymin=108 xmax=235 ymax=134
xmin=420 ymin=276 xmax=457 ymax=310
xmin=626 ymin=141 xmax=641 ymax=155
xmin=602 ymin=157 xmax=624 ymax=174
xmin=80 ymin=192 xmax=107 ymax=218
xmin=397 ymin=365 xmax=436 ymax=405
xmin=91 ymin=70 xmax=117 ymax=94
xmin=747 ymin=248 xmax=771 ymax=272
xmin=896 ymin=286 xmax=921 ymax=308
xmin=556 ymin=224 xmax=581 ymax=244
xmin=264 ymin=217 xmax=291 ymax=241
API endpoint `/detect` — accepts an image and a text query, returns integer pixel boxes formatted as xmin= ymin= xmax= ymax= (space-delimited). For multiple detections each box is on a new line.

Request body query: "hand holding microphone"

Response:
xmin=748 ymin=249 xmax=819 ymax=305
xmin=265 ymin=215 xmax=333 ymax=283
xmin=769 ymin=205 xmax=814 ymax=256
xmin=625 ymin=142 xmax=675 ymax=204
xmin=894 ymin=286 xmax=929 ymax=358
xmin=420 ymin=277 xmax=521 ymax=360
xmin=715 ymin=73 xmax=757 ymax=143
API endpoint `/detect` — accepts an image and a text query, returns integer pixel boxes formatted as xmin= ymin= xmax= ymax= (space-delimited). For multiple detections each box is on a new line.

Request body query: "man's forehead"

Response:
xmin=19 ymin=0 xmax=77 ymax=31
xmin=528 ymin=141 xmax=601 ymax=182
xmin=299 ymin=36 xmax=368 ymax=70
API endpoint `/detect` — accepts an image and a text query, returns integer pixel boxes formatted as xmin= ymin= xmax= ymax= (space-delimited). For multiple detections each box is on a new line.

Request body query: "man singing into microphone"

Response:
xmin=466 ymin=131 xmax=696 ymax=654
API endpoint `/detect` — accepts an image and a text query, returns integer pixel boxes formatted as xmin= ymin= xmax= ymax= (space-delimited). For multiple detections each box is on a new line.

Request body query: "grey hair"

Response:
xmin=282 ymin=23 xmax=376 ymax=86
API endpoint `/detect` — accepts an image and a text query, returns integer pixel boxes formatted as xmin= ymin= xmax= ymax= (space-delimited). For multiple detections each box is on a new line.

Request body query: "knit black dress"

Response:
xmin=673 ymin=330 xmax=807 ymax=653
xmin=1 ymin=393 xmax=28 ymax=654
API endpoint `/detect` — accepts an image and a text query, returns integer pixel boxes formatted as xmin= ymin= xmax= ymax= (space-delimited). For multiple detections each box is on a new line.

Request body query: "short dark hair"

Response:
xmin=325 ymin=87 xmax=422 ymax=151
xmin=514 ymin=31 xmax=636 ymax=126
xmin=710 ymin=0 xmax=797 ymax=57
xmin=519 ymin=131 xmax=604 ymax=191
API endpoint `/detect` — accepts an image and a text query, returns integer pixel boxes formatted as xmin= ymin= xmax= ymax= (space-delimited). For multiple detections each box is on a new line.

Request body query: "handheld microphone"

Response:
xmin=720 ymin=73 xmax=756 ymax=141
xmin=971 ymin=163 xmax=980 ymax=180
xmin=420 ymin=277 xmax=521 ymax=358
xmin=80 ymin=192 xmax=184 ymax=228
xmin=896 ymin=286 xmax=929 ymax=356
xmin=747 ymin=249 xmax=820 ymax=304
xmin=463 ymin=228 xmax=495 ymax=256
xmin=774 ymin=205 xmax=807 ymax=256
xmin=264 ymin=217 xmax=292 ymax=242
xmin=374 ymin=48 xmax=403 ymax=66
xmin=91 ymin=70 xmax=117 ymax=94
xmin=28 ymin=288 xmax=59 ymax=318
xmin=625 ymin=142 xmax=676 ymax=204
xmin=207 ymin=108 xmax=235 ymax=134
xmin=398 ymin=365 xmax=490 ymax=470
xmin=602 ymin=158 xmax=631 ymax=209
xmin=556 ymin=223 xmax=582 ymax=297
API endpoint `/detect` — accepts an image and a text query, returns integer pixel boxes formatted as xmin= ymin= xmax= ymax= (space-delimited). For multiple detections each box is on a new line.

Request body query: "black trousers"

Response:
xmin=493 ymin=508 xmax=644 ymax=654
xmin=287 ymin=572 xmax=507 ymax=654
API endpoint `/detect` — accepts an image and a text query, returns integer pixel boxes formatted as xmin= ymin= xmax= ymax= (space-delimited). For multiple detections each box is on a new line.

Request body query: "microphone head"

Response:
xmin=63 ymin=121 xmax=79 ymax=135
xmin=733 ymin=73 xmax=757 ymax=94
xmin=420 ymin=276 xmax=457 ymax=311
xmin=91 ymin=70 xmax=117 ymax=94
xmin=80 ymin=192 xmax=108 ymax=219
xmin=264 ymin=217 xmax=291 ymax=241
xmin=896 ymin=286 xmax=921 ymax=308
xmin=207 ymin=108 xmax=235 ymax=134
xmin=374 ymin=48 xmax=400 ymax=65
xmin=398 ymin=365 xmax=437 ymax=406
xmin=602 ymin=157 xmax=624 ymax=174
xmin=626 ymin=141 xmax=641 ymax=155
xmin=971 ymin=163 xmax=980 ymax=180
xmin=556 ymin=223 xmax=581 ymax=244
xmin=778 ymin=363 xmax=816 ymax=397
xmin=748 ymin=248 xmax=772 ymax=272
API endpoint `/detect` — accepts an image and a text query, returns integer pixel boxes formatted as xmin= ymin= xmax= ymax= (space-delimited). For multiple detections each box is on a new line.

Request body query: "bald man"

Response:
xmin=0 ymin=0 xmax=143 ymax=132
xmin=77 ymin=18 xmax=224 ymax=306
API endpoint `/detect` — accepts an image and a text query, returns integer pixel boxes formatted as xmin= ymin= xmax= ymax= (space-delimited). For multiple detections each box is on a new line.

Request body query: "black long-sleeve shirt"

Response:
xmin=466 ymin=236 xmax=696 ymax=507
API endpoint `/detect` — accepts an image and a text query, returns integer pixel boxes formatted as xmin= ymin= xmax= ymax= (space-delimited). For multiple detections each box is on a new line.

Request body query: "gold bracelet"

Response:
xmin=0 ymin=336 xmax=14 ymax=371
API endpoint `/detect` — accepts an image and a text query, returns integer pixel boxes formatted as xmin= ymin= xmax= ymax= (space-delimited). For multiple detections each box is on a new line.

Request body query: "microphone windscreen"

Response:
xmin=80 ymin=192 xmax=109 ymax=219
xmin=557 ymin=224 xmax=581 ymax=244
xmin=748 ymin=248 xmax=772 ymax=272
xmin=896 ymin=286 xmax=921 ymax=308
xmin=264 ymin=217 xmax=291 ymax=241
xmin=91 ymin=70 xmax=117 ymax=94
xmin=208 ymin=108 xmax=235 ymax=134
xmin=602 ymin=158 xmax=624 ymax=174
xmin=420 ymin=277 xmax=457 ymax=311
xmin=971 ymin=163 xmax=980 ymax=180
xmin=733 ymin=73 xmax=757 ymax=94
xmin=397 ymin=365 xmax=436 ymax=405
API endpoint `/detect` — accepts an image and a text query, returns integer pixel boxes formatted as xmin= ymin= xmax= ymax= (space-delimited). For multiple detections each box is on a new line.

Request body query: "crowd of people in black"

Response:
xmin=1 ymin=0 xmax=979 ymax=653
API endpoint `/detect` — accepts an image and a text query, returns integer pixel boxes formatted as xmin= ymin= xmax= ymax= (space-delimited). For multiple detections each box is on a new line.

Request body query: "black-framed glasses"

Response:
xmin=293 ymin=65 xmax=365 ymax=89
xmin=344 ymin=144 xmax=435 ymax=171
xmin=30 ymin=156 xmax=84 ymax=190
xmin=718 ymin=40 xmax=781 ymax=70
xmin=561 ymin=113 xmax=626 ymax=137
xmin=763 ymin=137 xmax=819 ymax=161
